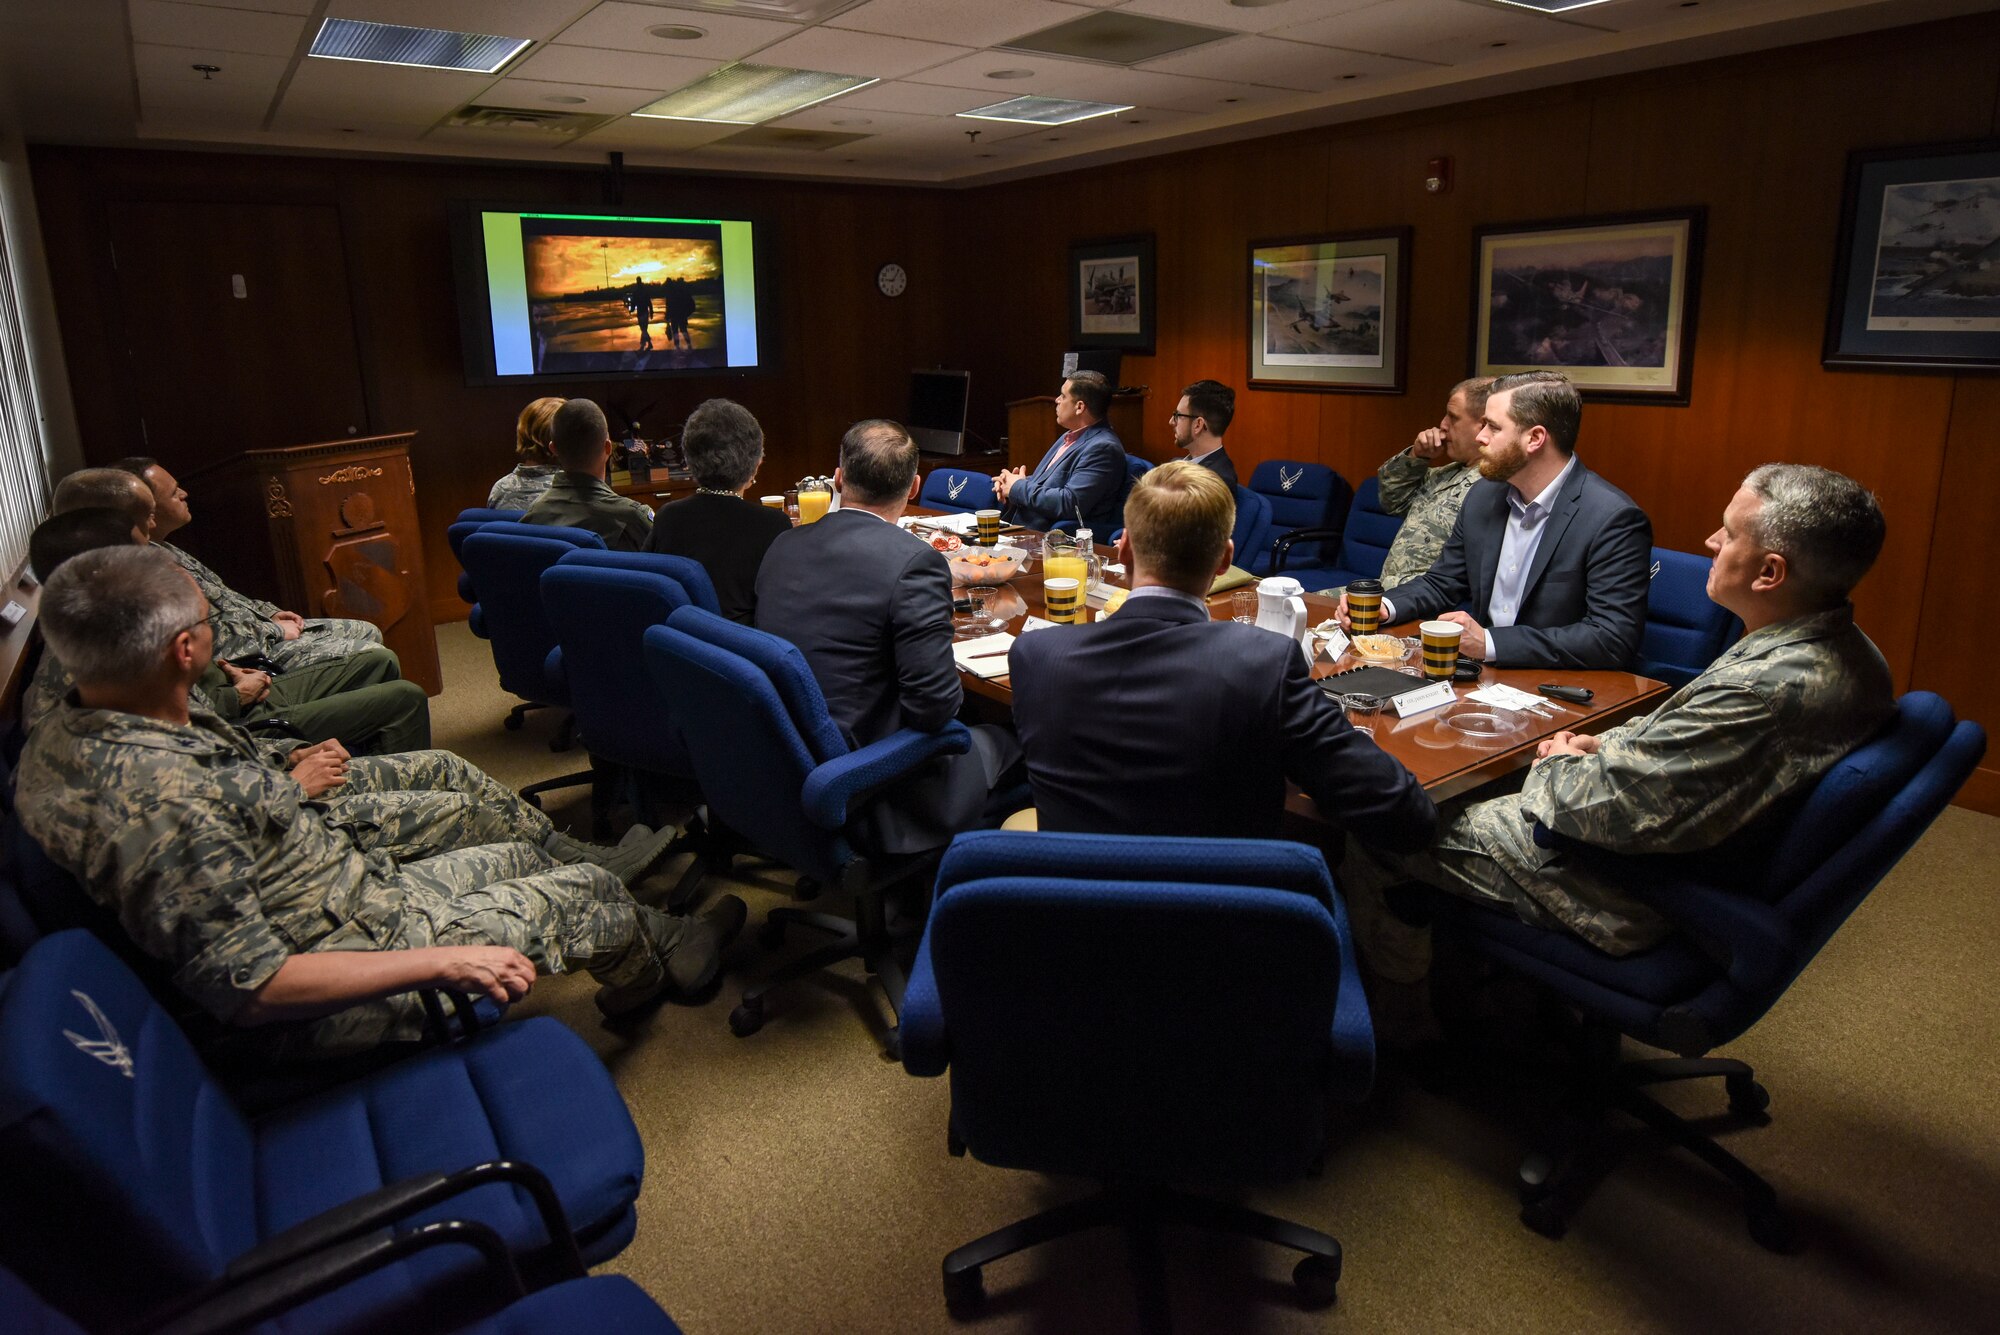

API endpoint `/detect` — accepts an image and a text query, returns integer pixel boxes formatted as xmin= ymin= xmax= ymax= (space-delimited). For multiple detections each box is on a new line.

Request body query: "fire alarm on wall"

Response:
xmin=1425 ymin=156 xmax=1453 ymax=194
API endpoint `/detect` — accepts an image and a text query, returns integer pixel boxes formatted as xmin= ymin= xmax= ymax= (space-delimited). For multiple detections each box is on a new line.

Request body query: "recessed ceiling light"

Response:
xmin=986 ymin=69 xmax=1036 ymax=80
xmin=648 ymin=25 xmax=707 ymax=41
xmin=957 ymin=96 xmax=1132 ymax=126
xmin=1487 ymin=0 xmax=1617 ymax=11
xmin=308 ymin=17 xmax=531 ymax=74
xmin=633 ymin=63 xmax=877 ymax=124
xmin=544 ymin=95 xmax=586 ymax=105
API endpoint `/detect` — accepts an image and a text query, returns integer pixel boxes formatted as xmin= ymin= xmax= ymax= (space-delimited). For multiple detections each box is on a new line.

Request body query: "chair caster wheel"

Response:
xmin=757 ymin=918 xmax=786 ymax=950
xmin=882 ymin=1026 xmax=903 ymax=1062
xmin=728 ymin=1000 xmax=764 ymax=1037
xmin=943 ymin=1265 xmax=984 ymax=1317
xmin=1520 ymin=1196 xmax=1568 ymax=1240
xmin=1292 ymin=1254 xmax=1340 ymax=1308
xmin=503 ymin=714 xmax=525 ymax=731
xmin=947 ymin=1129 xmax=966 ymax=1157
xmin=794 ymin=876 xmax=822 ymax=902
xmin=1727 ymin=1075 xmax=1771 ymax=1117
xmin=1747 ymin=1206 xmax=1796 ymax=1253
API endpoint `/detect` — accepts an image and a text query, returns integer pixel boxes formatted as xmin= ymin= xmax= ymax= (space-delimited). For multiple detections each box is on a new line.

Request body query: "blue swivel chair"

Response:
xmin=1637 ymin=547 xmax=1743 ymax=688
xmin=902 ymin=832 xmax=1375 ymax=1327
xmin=1230 ymin=484 xmax=1277 ymax=576
xmin=1125 ymin=453 xmax=1152 ymax=486
xmin=540 ymin=549 xmax=720 ymax=846
xmin=448 ymin=508 xmax=525 ymax=608
xmin=1247 ymin=461 xmax=1352 ymax=575
xmin=918 ymin=468 xmax=997 ymax=514
xmin=2 ymin=1263 xmax=684 ymax=1335
xmin=1428 ymin=692 xmax=1986 ymax=1250
xmin=643 ymin=606 xmax=973 ymax=1054
xmin=0 ymin=930 xmax=646 ymax=1334
xmin=1290 ymin=476 xmax=1402 ymax=587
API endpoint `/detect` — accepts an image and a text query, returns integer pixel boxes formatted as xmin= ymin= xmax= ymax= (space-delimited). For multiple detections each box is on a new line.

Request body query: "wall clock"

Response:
xmin=877 ymin=262 xmax=907 ymax=297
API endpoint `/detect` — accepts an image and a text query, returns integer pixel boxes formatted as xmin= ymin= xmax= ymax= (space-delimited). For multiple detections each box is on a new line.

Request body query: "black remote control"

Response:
xmin=1539 ymin=683 xmax=1594 ymax=704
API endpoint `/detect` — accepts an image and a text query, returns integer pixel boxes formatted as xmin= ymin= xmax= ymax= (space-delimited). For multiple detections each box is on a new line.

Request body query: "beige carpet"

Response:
xmin=429 ymin=620 xmax=2000 ymax=1335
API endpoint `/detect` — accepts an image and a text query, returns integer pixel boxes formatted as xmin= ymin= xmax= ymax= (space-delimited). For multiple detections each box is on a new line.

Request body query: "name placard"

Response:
xmin=1391 ymin=679 xmax=1457 ymax=718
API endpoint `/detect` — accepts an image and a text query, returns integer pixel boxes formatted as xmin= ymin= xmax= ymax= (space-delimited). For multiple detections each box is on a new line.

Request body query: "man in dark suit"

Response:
xmin=1169 ymin=378 xmax=1239 ymax=490
xmin=1336 ymin=370 xmax=1651 ymax=669
xmin=993 ymin=370 xmax=1129 ymax=533
xmin=1009 ymin=460 xmax=1436 ymax=847
xmin=756 ymin=420 xmax=1020 ymax=853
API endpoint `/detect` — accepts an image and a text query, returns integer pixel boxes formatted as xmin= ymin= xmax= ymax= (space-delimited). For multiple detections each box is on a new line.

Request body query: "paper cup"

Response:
xmin=1420 ymin=620 xmax=1462 ymax=680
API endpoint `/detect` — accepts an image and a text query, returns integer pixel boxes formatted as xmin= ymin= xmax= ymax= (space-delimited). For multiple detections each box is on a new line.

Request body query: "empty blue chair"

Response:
xmin=1295 ymin=477 xmax=1402 ymax=587
xmin=902 ymin=831 xmax=1373 ymax=1324
xmin=1125 ymin=453 xmax=1152 ymax=485
xmin=1638 ymin=547 xmax=1742 ymax=688
xmin=449 ymin=508 xmax=525 ymax=609
xmin=918 ymin=468 xmax=997 ymax=514
xmin=0 ymin=930 xmax=645 ymax=1333
xmin=1429 ymin=692 xmax=1985 ymax=1250
xmin=1247 ymin=460 xmax=1352 ymax=574
xmin=644 ymin=606 xmax=972 ymax=1053
xmin=1230 ymin=483 xmax=1277 ymax=574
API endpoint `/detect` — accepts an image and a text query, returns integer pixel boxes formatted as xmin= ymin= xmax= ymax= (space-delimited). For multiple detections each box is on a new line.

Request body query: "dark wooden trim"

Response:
xmin=0 ymin=560 xmax=44 ymax=731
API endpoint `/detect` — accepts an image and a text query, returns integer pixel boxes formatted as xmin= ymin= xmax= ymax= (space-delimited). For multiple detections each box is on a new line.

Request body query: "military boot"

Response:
xmin=544 ymin=822 xmax=686 ymax=887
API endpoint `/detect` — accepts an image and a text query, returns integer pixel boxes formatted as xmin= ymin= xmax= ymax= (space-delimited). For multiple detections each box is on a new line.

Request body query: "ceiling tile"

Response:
xmin=508 ymin=43 xmax=720 ymax=90
xmin=130 ymin=1 xmax=307 ymax=58
xmin=746 ymin=27 xmax=975 ymax=80
xmin=567 ymin=115 xmax=742 ymax=151
xmin=1140 ymin=33 xmax=1435 ymax=89
xmin=477 ymin=76 xmax=668 ymax=115
xmin=826 ymin=0 xmax=1095 ymax=49
xmin=278 ymin=56 xmax=492 ymax=121
xmin=766 ymin=103 xmax=937 ymax=132
xmin=154 ymin=0 xmax=316 ymax=13
xmin=268 ymin=114 xmax=431 ymax=139
xmin=1273 ymin=0 xmax=1581 ymax=63
xmin=133 ymin=42 xmax=287 ymax=119
xmin=829 ymin=79 xmax=998 ymax=115
xmin=322 ymin=0 xmax=578 ymax=42
xmin=549 ymin=2 xmax=797 ymax=61
xmin=1121 ymin=0 xmax=1385 ymax=34
xmin=1581 ymin=0 xmax=1733 ymax=31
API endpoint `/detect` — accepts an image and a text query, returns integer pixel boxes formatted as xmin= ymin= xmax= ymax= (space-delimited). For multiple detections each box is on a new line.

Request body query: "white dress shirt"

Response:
xmin=1487 ymin=455 xmax=1576 ymax=629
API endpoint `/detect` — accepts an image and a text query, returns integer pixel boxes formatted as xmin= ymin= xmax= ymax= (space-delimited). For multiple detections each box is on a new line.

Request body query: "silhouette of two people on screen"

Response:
xmin=625 ymin=277 xmax=656 ymax=351
xmin=625 ymin=276 xmax=696 ymax=353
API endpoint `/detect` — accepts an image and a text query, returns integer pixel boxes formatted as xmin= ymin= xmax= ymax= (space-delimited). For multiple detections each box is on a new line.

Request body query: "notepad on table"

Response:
xmin=952 ymin=632 xmax=1016 ymax=678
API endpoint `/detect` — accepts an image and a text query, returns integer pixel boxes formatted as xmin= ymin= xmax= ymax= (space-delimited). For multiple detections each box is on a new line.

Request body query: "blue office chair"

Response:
xmin=1125 ymin=453 xmax=1152 ymax=486
xmin=1287 ymin=476 xmax=1401 ymax=586
xmin=1428 ymin=692 xmax=1986 ymax=1250
xmin=0 ymin=930 xmax=646 ymax=1333
xmin=918 ymin=468 xmax=997 ymax=514
xmin=643 ymin=606 xmax=973 ymax=1053
xmin=902 ymin=831 xmax=1374 ymax=1325
xmin=540 ymin=549 xmax=718 ymax=852
xmin=1247 ymin=460 xmax=1352 ymax=574
xmin=1 ymin=1262 xmax=684 ymax=1335
xmin=449 ymin=508 xmax=525 ymax=608
xmin=1229 ymin=483 xmax=1277 ymax=575
xmin=1637 ymin=547 xmax=1742 ymax=688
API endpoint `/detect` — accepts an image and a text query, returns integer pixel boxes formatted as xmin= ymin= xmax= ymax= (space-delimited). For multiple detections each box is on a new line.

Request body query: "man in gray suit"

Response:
xmin=756 ymin=420 xmax=1020 ymax=853
xmin=1335 ymin=370 xmax=1651 ymax=669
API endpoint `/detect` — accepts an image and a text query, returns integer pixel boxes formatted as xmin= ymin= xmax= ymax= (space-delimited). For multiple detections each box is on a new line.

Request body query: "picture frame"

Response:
xmin=1248 ymin=228 xmax=1411 ymax=393
xmin=1069 ymin=235 xmax=1155 ymax=356
xmin=1471 ymin=209 xmax=1704 ymax=404
xmin=1823 ymin=140 xmax=2000 ymax=372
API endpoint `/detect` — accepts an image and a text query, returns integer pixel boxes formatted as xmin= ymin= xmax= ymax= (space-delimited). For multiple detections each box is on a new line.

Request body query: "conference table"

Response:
xmin=914 ymin=515 xmax=1669 ymax=812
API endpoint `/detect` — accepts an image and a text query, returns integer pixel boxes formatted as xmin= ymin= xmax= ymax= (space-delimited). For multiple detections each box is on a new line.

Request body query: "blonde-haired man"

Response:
xmin=1009 ymin=460 xmax=1436 ymax=846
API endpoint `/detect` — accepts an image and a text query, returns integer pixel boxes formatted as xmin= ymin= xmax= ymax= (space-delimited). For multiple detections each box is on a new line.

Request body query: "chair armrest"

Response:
xmin=898 ymin=930 xmax=950 ymax=1077
xmin=801 ymin=722 xmax=972 ymax=829
xmin=1324 ymin=889 xmax=1376 ymax=1103
xmin=222 ymin=1160 xmax=586 ymax=1288
xmin=151 ymin=1221 xmax=524 ymax=1335
xmin=1272 ymin=528 xmax=1344 ymax=573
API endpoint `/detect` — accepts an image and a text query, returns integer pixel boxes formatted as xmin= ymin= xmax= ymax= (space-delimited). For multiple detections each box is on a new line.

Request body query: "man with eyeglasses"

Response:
xmin=15 ymin=546 xmax=747 ymax=1058
xmin=993 ymin=370 xmax=1130 ymax=534
xmin=1167 ymin=379 xmax=1239 ymax=490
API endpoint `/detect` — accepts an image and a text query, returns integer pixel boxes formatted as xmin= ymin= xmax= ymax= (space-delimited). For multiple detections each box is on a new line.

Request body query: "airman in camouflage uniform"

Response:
xmin=1322 ymin=377 xmax=1490 ymax=597
xmin=158 ymin=538 xmax=389 ymax=672
xmin=518 ymin=400 xmax=654 ymax=552
xmin=1343 ymin=464 xmax=1896 ymax=979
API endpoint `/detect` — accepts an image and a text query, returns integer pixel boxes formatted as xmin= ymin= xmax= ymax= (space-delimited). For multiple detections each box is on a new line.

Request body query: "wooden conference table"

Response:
xmin=917 ymin=516 xmax=1669 ymax=808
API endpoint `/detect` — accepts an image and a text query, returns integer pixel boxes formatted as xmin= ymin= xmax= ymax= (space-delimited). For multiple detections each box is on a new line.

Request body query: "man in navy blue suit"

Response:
xmin=1009 ymin=460 xmax=1436 ymax=846
xmin=1335 ymin=370 xmax=1652 ymax=670
xmin=1168 ymin=378 xmax=1240 ymax=490
xmin=994 ymin=370 xmax=1130 ymax=533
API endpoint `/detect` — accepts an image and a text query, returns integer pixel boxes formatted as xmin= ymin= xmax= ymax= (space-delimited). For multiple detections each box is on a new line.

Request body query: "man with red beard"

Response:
xmin=1336 ymin=370 xmax=1651 ymax=670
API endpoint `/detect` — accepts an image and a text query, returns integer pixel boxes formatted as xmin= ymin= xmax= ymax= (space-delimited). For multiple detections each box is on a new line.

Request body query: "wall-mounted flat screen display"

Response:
xmin=452 ymin=205 xmax=761 ymax=384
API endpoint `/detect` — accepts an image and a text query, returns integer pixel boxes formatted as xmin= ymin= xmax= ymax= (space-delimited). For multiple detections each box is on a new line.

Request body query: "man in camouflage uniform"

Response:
xmin=520 ymin=398 xmax=655 ymax=552
xmin=1345 ymin=464 xmax=1896 ymax=983
xmin=1320 ymin=377 xmax=1489 ymax=597
xmin=113 ymin=456 xmax=391 ymax=672
xmin=15 ymin=546 xmax=746 ymax=1059
xmin=23 ymin=508 xmax=430 ymax=755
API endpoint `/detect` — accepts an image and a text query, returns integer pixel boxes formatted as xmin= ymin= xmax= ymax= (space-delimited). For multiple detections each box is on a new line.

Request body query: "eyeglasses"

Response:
xmin=1167 ymin=411 xmax=1198 ymax=422
xmin=174 ymin=612 xmax=213 ymax=638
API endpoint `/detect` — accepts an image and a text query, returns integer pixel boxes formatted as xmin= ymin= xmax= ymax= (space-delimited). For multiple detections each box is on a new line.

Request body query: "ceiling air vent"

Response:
xmin=447 ymin=105 xmax=610 ymax=134
xmin=717 ymin=126 xmax=872 ymax=151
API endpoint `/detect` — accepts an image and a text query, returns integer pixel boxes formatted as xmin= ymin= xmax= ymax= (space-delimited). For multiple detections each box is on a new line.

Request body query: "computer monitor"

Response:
xmin=908 ymin=369 xmax=972 ymax=455
xmin=1061 ymin=349 xmax=1121 ymax=390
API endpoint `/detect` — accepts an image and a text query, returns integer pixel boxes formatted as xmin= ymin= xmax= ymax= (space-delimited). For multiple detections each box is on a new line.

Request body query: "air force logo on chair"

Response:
xmin=1279 ymin=466 xmax=1303 ymax=493
xmin=64 ymin=990 xmax=133 ymax=1078
xmin=948 ymin=476 xmax=968 ymax=501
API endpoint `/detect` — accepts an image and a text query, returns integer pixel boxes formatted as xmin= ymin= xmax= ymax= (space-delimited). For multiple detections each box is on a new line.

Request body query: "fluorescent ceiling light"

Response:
xmin=633 ymin=63 xmax=877 ymax=125
xmin=957 ymin=96 xmax=1133 ymax=126
xmin=1486 ymin=0 xmax=1616 ymax=11
xmin=308 ymin=18 xmax=531 ymax=74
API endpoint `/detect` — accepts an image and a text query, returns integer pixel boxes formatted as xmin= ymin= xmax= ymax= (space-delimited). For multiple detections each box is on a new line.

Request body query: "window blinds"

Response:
xmin=0 ymin=198 xmax=48 ymax=577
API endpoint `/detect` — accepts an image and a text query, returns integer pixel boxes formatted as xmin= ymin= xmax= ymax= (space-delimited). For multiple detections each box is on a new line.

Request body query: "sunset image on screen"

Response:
xmin=522 ymin=223 xmax=727 ymax=371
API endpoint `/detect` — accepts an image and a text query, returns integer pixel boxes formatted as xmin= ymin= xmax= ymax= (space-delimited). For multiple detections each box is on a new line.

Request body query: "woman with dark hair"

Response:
xmin=645 ymin=398 xmax=788 ymax=624
xmin=487 ymin=397 xmax=566 ymax=510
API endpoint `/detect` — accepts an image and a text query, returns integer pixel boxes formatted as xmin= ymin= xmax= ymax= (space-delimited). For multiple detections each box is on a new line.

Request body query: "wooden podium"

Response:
xmin=1004 ymin=390 xmax=1147 ymax=472
xmin=183 ymin=433 xmax=442 ymax=694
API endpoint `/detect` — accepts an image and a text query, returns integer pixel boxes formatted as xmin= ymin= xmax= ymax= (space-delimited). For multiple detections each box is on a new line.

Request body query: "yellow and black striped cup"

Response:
xmin=1043 ymin=576 xmax=1082 ymax=624
xmin=1420 ymin=620 xmax=1463 ymax=681
xmin=974 ymin=508 xmax=1001 ymax=546
xmin=1347 ymin=578 xmax=1383 ymax=635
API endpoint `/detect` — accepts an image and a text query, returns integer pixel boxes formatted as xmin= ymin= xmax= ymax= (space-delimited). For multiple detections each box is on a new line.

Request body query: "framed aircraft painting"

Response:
xmin=1069 ymin=235 xmax=1155 ymax=356
xmin=1249 ymin=228 xmax=1411 ymax=393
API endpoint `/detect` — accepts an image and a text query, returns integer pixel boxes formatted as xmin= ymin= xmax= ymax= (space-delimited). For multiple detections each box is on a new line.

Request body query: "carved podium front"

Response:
xmin=184 ymin=433 xmax=442 ymax=694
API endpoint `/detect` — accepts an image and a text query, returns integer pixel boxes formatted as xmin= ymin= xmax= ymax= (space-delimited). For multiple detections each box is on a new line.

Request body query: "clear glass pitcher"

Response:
xmin=1041 ymin=528 xmax=1098 ymax=597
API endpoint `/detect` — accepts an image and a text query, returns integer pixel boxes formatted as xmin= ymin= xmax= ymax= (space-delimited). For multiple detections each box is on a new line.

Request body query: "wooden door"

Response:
xmin=106 ymin=201 xmax=370 ymax=472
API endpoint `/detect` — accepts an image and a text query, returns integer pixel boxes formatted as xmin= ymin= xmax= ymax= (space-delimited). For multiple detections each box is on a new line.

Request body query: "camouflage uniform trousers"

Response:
xmin=269 ymin=620 xmax=390 ymax=672
xmin=257 ymin=652 xmax=430 ymax=755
